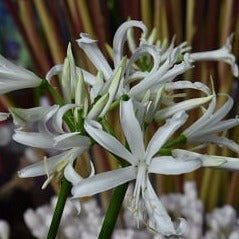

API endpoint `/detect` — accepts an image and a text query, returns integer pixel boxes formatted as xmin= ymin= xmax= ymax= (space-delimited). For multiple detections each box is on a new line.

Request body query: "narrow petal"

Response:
xmin=155 ymin=95 xmax=214 ymax=121
xmin=165 ymin=81 xmax=211 ymax=95
xmin=18 ymin=148 xmax=82 ymax=177
xmin=183 ymin=97 xmax=216 ymax=137
xmin=45 ymin=64 xmax=96 ymax=85
xmin=71 ymin=166 xmax=136 ymax=197
xmin=10 ymin=105 xmax=59 ymax=127
xmin=52 ymin=104 xmax=76 ymax=133
xmin=216 ymin=157 xmax=239 ymax=170
xmin=189 ymin=135 xmax=239 ymax=153
xmin=113 ymin=20 xmax=148 ymax=67
xmin=0 ymin=113 xmax=9 ymax=121
xmin=0 ymin=54 xmax=42 ymax=93
xmin=13 ymin=131 xmax=54 ymax=148
xmin=143 ymin=178 xmax=187 ymax=236
xmin=76 ymin=33 xmax=112 ymax=80
xmin=54 ymin=133 xmax=90 ymax=150
xmin=149 ymin=156 xmax=201 ymax=175
xmin=188 ymin=35 xmax=239 ymax=77
xmin=194 ymin=118 xmax=239 ymax=137
xmin=84 ymin=120 xmax=136 ymax=165
xmin=125 ymin=44 xmax=160 ymax=80
xmin=172 ymin=149 xmax=225 ymax=167
xmin=64 ymin=163 xmax=83 ymax=185
xmin=146 ymin=111 xmax=188 ymax=163
xmin=46 ymin=64 xmax=63 ymax=81
xmin=207 ymin=94 xmax=233 ymax=126
xmin=120 ymin=100 xmax=145 ymax=158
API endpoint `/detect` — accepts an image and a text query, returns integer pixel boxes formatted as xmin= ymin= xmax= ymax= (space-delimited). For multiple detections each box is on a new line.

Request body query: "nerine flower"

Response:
xmin=68 ymin=100 xmax=192 ymax=236
xmin=188 ymin=34 xmax=239 ymax=77
xmin=12 ymin=104 xmax=91 ymax=188
xmin=0 ymin=54 xmax=42 ymax=94
xmin=183 ymin=94 xmax=239 ymax=153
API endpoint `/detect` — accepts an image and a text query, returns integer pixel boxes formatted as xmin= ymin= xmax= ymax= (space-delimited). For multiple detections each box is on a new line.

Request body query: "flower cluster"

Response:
xmin=0 ymin=20 xmax=239 ymax=237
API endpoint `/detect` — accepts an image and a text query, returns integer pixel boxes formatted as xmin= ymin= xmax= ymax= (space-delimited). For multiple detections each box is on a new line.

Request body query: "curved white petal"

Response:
xmin=113 ymin=20 xmax=148 ymax=67
xmin=207 ymin=94 xmax=233 ymax=127
xmin=0 ymin=54 xmax=42 ymax=93
xmin=46 ymin=64 xmax=63 ymax=81
xmin=216 ymin=157 xmax=239 ymax=170
xmin=76 ymin=68 xmax=96 ymax=85
xmin=159 ymin=53 xmax=193 ymax=83
xmin=10 ymin=105 xmax=59 ymax=127
xmin=0 ymin=112 xmax=9 ymax=121
xmin=84 ymin=120 xmax=136 ymax=165
xmin=189 ymin=135 xmax=239 ymax=153
xmin=54 ymin=133 xmax=90 ymax=150
xmin=194 ymin=118 xmax=239 ymax=136
xmin=183 ymin=97 xmax=216 ymax=137
xmin=120 ymin=100 xmax=145 ymax=158
xmin=155 ymin=95 xmax=213 ymax=121
xmin=188 ymin=35 xmax=239 ymax=77
xmin=143 ymin=178 xmax=187 ymax=236
xmin=165 ymin=81 xmax=211 ymax=95
xmin=13 ymin=131 xmax=54 ymax=148
xmin=172 ymin=149 xmax=225 ymax=167
xmin=18 ymin=148 xmax=82 ymax=177
xmin=52 ymin=104 xmax=76 ymax=133
xmin=125 ymin=44 xmax=160 ymax=80
xmin=46 ymin=64 xmax=96 ymax=85
xmin=71 ymin=166 xmax=136 ymax=197
xmin=76 ymin=33 xmax=112 ymax=80
xmin=146 ymin=111 xmax=188 ymax=163
xmin=129 ymin=51 xmax=176 ymax=98
xmin=64 ymin=163 xmax=83 ymax=185
xmin=149 ymin=156 xmax=201 ymax=175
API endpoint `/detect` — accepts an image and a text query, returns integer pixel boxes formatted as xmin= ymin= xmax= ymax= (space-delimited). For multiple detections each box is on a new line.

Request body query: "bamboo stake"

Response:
xmin=19 ymin=0 xmax=51 ymax=74
xmin=75 ymin=0 xmax=95 ymax=37
xmin=141 ymin=0 xmax=152 ymax=30
xmin=34 ymin=0 xmax=65 ymax=64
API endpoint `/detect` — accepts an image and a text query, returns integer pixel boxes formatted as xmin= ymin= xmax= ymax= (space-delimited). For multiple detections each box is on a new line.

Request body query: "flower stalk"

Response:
xmin=47 ymin=178 xmax=71 ymax=239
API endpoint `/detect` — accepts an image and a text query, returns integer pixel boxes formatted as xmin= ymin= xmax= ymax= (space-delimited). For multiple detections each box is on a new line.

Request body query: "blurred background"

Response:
xmin=0 ymin=0 xmax=239 ymax=238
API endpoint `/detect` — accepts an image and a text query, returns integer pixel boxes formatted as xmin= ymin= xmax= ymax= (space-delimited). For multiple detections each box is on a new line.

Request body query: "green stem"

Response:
xmin=41 ymin=80 xmax=64 ymax=106
xmin=47 ymin=178 xmax=71 ymax=239
xmin=98 ymin=182 xmax=129 ymax=239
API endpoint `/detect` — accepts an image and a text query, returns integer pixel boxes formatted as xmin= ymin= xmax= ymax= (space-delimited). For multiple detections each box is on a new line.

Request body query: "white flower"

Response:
xmin=0 ymin=220 xmax=9 ymax=239
xmin=69 ymin=100 xmax=201 ymax=236
xmin=183 ymin=94 xmax=239 ymax=153
xmin=188 ymin=34 xmax=239 ymax=77
xmin=0 ymin=54 xmax=42 ymax=94
xmin=13 ymin=104 xmax=91 ymax=188
xmin=0 ymin=113 xmax=10 ymax=121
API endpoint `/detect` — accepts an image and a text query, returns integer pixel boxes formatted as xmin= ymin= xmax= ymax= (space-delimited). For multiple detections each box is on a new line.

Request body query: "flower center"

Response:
xmin=129 ymin=160 xmax=148 ymax=225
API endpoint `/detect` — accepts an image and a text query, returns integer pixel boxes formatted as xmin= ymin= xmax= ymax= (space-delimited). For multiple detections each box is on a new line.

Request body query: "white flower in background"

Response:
xmin=183 ymin=94 xmax=239 ymax=153
xmin=0 ymin=54 xmax=42 ymax=94
xmin=24 ymin=182 xmax=239 ymax=239
xmin=0 ymin=220 xmax=9 ymax=239
xmin=188 ymin=34 xmax=239 ymax=77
